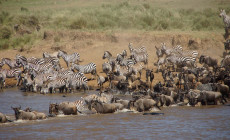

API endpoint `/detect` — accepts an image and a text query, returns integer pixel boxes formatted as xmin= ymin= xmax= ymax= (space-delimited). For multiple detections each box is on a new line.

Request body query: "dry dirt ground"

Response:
xmin=0 ymin=31 xmax=226 ymax=89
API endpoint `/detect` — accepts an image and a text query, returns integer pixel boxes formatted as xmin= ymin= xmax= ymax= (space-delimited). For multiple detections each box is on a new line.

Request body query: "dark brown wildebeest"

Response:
xmin=0 ymin=112 xmax=7 ymax=123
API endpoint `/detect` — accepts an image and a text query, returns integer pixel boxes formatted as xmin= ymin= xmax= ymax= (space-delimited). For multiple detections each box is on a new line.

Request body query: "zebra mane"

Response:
xmin=2 ymin=58 xmax=11 ymax=61
xmin=105 ymin=51 xmax=112 ymax=56
xmin=60 ymin=50 xmax=67 ymax=54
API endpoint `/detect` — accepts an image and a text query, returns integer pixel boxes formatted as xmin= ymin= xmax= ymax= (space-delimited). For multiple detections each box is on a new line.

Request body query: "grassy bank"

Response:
xmin=0 ymin=0 xmax=229 ymax=50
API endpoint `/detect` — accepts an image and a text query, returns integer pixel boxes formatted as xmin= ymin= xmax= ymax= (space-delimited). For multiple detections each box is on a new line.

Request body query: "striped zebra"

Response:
xmin=47 ymin=77 xmax=69 ymax=93
xmin=116 ymin=54 xmax=136 ymax=67
xmin=33 ymin=73 xmax=57 ymax=92
xmin=102 ymin=62 xmax=112 ymax=75
xmin=130 ymin=52 xmax=148 ymax=64
xmin=43 ymin=51 xmax=58 ymax=58
xmin=103 ymin=51 xmax=117 ymax=71
xmin=15 ymin=54 xmax=28 ymax=69
xmin=27 ymin=62 xmax=54 ymax=78
xmin=128 ymin=62 xmax=144 ymax=78
xmin=74 ymin=99 xmax=86 ymax=113
xmin=114 ymin=63 xmax=129 ymax=77
xmin=161 ymin=43 xmax=178 ymax=56
xmin=0 ymin=68 xmax=22 ymax=87
xmin=1 ymin=58 xmax=21 ymax=69
xmin=22 ymin=72 xmax=34 ymax=92
xmin=67 ymin=72 xmax=88 ymax=93
xmin=219 ymin=9 xmax=230 ymax=29
xmin=56 ymin=68 xmax=74 ymax=78
xmin=166 ymin=55 xmax=196 ymax=70
xmin=128 ymin=43 xmax=147 ymax=55
xmin=71 ymin=62 xmax=97 ymax=79
xmin=57 ymin=50 xmax=81 ymax=67
xmin=155 ymin=46 xmax=164 ymax=62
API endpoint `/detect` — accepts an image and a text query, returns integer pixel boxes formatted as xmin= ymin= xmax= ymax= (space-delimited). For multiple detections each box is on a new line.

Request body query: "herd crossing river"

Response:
xmin=0 ymin=88 xmax=230 ymax=139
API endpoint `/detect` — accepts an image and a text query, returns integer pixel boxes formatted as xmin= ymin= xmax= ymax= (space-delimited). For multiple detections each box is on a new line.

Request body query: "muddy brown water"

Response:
xmin=0 ymin=88 xmax=230 ymax=139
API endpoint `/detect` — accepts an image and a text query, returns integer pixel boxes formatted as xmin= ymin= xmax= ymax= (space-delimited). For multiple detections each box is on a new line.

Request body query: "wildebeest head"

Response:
xmin=199 ymin=55 xmax=205 ymax=64
xmin=11 ymin=106 xmax=21 ymax=120
xmin=49 ymin=103 xmax=59 ymax=116
xmin=24 ymin=107 xmax=32 ymax=112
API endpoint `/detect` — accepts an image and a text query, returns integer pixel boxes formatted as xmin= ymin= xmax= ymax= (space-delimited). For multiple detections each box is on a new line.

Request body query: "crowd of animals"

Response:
xmin=0 ymin=10 xmax=230 ymax=123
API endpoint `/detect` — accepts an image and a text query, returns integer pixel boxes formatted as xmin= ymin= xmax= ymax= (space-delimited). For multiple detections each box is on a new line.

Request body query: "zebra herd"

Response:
xmin=155 ymin=43 xmax=198 ymax=72
xmin=0 ymin=50 xmax=95 ymax=93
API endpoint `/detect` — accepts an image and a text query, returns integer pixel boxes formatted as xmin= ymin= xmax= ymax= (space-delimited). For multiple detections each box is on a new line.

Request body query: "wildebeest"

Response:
xmin=128 ymin=98 xmax=160 ymax=112
xmin=0 ymin=112 xmax=7 ymax=123
xmin=199 ymin=55 xmax=218 ymax=69
xmin=49 ymin=102 xmax=78 ymax=116
xmin=24 ymin=107 xmax=47 ymax=119
xmin=11 ymin=106 xmax=36 ymax=120
xmin=195 ymin=91 xmax=223 ymax=105
xmin=88 ymin=100 xmax=124 ymax=114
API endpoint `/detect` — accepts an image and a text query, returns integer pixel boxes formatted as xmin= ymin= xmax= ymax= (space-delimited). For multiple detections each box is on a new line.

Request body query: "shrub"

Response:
xmin=0 ymin=26 xmax=12 ymax=39
xmin=69 ymin=18 xmax=87 ymax=29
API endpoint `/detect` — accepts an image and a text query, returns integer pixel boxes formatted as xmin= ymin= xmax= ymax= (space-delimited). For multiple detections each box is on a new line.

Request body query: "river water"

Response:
xmin=0 ymin=88 xmax=230 ymax=139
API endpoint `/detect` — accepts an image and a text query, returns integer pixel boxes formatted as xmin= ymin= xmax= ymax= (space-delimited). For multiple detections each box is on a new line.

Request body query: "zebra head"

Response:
xmin=116 ymin=54 xmax=124 ymax=63
xmin=161 ymin=43 xmax=167 ymax=51
xmin=219 ymin=9 xmax=226 ymax=18
xmin=103 ymin=51 xmax=112 ymax=59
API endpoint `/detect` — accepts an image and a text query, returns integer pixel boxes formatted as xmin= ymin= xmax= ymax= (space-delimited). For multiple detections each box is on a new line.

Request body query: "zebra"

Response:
xmin=177 ymin=50 xmax=199 ymax=58
xmin=57 ymin=50 xmax=81 ymax=67
xmin=130 ymin=52 xmax=148 ymax=64
xmin=166 ymin=55 xmax=196 ymax=71
xmin=0 ymin=68 xmax=22 ymax=87
xmin=161 ymin=43 xmax=178 ymax=57
xmin=43 ymin=51 xmax=58 ymax=58
xmin=15 ymin=54 xmax=28 ymax=69
xmin=128 ymin=43 xmax=147 ymax=55
xmin=103 ymin=51 xmax=117 ymax=71
xmin=102 ymin=62 xmax=112 ymax=75
xmin=71 ymin=62 xmax=97 ymax=80
xmin=156 ymin=57 xmax=167 ymax=72
xmin=56 ymin=68 xmax=74 ymax=78
xmin=128 ymin=62 xmax=144 ymax=78
xmin=155 ymin=46 xmax=164 ymax=62
xmin=1 ymin=58 xmax=21 ymax=69
xmin=116 ymin=54 xmax=136 ymax=67
xmin=219 ymin=9 xmax=230 ymax=29
xmin=74 ymin=99 xmax=86 ymax=113
xmin=47 ymin=77 xmax=69 ymax=93
xmin=22 ymin=72 xmax=34 ymax=92
xmin=114 ymin=63 xmax=129 ymax=77
xmin=0 ymin=61 xmax=4 ymax=68
xmin=33 ymin=72 xmax=57 ymax=92
xmin=67 ymin=72 xmax=88 ymax=93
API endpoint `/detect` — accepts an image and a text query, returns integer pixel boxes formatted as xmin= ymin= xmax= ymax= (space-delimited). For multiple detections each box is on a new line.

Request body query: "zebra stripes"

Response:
xmin=71 ymin=62 xmax=97 ymax=79
xmin=67 ymin=72 xmax=89 ymax=92
xmin=1 ymin=58 xmax=21 ymax=69
xmin=116 ymin=54 xmax=136 ymax=67
xmin=128 ymin=43 xmax=147 ymax=55
xmin=0 ymin=68 xmax=22 ymax=86
xmin=219 ymin=9 xmax=230 ymax=28
xmin=57 ymin=50 xmax=81 ymax=67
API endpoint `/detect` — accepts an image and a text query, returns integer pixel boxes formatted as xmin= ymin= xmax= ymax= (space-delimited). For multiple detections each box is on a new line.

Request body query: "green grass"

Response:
xmin=0 ymin=0 xmax=230 ymax=50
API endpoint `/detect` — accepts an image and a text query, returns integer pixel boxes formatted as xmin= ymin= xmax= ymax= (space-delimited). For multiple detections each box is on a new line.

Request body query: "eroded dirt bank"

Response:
xmin=0 ymin=31 xmax=226 ymax=87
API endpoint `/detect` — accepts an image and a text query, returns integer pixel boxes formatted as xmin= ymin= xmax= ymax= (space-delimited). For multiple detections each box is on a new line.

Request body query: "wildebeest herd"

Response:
xmin=0 ymin=10 xmax=230 ymax=123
